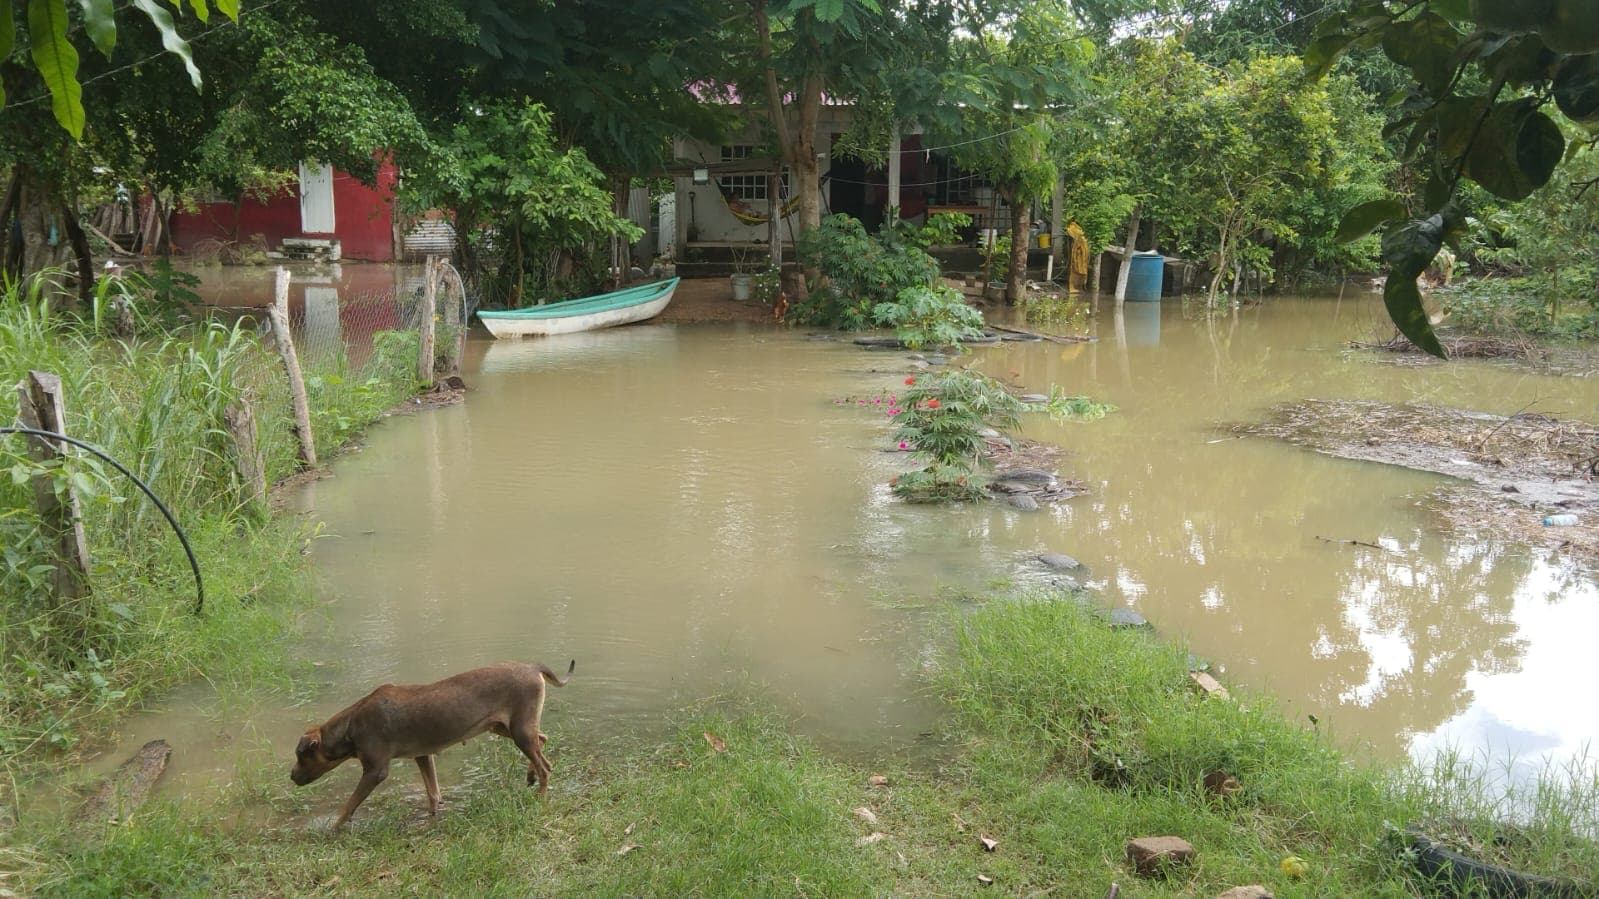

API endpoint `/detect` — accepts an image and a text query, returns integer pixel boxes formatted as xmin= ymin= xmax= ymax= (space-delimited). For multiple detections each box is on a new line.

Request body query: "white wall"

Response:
xmin=675 ymin=108 xmax=851 ymax=246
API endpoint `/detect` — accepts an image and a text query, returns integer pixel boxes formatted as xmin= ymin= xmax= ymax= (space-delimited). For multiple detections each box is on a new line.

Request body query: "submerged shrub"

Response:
xmin=871 ymin=284 xmax=985 ymax=350
xmin=794 ymin=214 xmax=941 ymax=329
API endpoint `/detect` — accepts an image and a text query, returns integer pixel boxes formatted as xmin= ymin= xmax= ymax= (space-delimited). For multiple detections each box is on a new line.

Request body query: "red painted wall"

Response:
xmin=169 ymin=159 xmax=398 ymax=262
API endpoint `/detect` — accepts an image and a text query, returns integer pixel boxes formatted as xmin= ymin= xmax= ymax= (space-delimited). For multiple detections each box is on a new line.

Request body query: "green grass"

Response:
xmin=0 ymin=287 xmax=419 ymax=772
xmin=13 ymin=593 xmax=1598 ymax=897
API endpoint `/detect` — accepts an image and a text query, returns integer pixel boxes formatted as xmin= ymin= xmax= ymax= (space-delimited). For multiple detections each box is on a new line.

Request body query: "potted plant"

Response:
xmin=729 ymin=246 xmax=756 ymax=301
xmin=982 ymin=233 xmax=1012 ymax=301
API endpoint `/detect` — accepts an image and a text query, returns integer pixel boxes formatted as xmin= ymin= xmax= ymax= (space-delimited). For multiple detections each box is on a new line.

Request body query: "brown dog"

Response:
xmin=291 ymin=660 xmax=573 ymax=829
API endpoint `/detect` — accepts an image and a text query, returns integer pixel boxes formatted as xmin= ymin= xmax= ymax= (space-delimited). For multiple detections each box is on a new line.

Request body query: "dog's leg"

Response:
xmin=415 ymin=755 xmax=441 ymax=815
xmin=510 ymin=727 xmax=550 ymax=797
xmin=333 ymin=760 xmax=389 ymax=830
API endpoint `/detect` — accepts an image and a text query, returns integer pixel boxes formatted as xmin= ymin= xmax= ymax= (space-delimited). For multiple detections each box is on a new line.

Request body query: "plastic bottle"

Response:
xmin=1542 ymin=513 xmax=1580 ymax=527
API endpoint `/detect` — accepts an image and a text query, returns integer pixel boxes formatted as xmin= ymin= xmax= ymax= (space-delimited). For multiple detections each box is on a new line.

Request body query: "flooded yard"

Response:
xmin=100 ymin=277 xmax=1599 ymax=796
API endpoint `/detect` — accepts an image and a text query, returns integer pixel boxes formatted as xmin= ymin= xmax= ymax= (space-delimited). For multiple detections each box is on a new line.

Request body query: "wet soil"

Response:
xmin=656 ymin=277 xmax=780 ymax=325
xmin=1238 ymin=399 xmax=1599 ymax=565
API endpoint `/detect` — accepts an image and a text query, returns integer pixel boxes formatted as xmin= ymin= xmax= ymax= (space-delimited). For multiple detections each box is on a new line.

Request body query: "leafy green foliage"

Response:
xmin=890 ymin=370 xmax=1024 ymax=502
xmin=3 ymin=0 xmax=235 ymax=137
xmin=794 ymin=214 xmax=941 ymax=329
xmin=870 ymin=284 xmax=985 ymax=350
xmin=0 ymin=278 xmax=419 ymax=762
xmin=889 ymin=211 xmax=971 ymax=250
xmin=404 ymin=101 xmax=641 ymax=306
xmin=1306 ymin=0 xmax=1599 ymax=355
xmin=1451 ymin=135 xmax=1599 ymax=334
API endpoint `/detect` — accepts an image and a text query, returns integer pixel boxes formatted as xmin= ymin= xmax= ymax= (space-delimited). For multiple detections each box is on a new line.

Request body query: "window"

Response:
xmin=719 ymin=145 xmax=789 ymax=203
xmin=928 ymin=155 xmax=988 ymax=206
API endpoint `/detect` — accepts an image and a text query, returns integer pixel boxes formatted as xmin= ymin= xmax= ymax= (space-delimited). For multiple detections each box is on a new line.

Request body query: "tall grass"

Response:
xmin=0 ymin=281 xmax=418 ymax=769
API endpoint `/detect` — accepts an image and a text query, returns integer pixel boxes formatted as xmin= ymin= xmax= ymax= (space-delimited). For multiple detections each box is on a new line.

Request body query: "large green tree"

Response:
xmin=1311 ymin=0 xmax=1599 ymax=355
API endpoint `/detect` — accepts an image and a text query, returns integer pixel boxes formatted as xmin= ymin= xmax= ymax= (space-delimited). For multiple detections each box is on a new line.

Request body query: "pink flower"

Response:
xmin=898 ymin=441 xmax=909 ymax=449
xmin=889 ymin=407 xmax=901 ymax=415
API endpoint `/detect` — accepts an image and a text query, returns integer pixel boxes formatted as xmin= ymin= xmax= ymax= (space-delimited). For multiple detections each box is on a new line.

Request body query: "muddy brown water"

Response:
xmin=86 ymin=275 xmax=1599 ymax=803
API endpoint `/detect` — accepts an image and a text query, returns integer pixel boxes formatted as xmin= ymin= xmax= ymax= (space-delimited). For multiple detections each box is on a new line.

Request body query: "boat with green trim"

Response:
xmin=477 ymin=278 xmax=679 ymax=338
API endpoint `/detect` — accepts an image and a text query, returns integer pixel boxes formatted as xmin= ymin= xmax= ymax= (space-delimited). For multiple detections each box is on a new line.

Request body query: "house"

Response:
xmin=669 ymin=99 xmax=1021 ymax=255
xmin=169 ymin=159 xmax=409 ymax=262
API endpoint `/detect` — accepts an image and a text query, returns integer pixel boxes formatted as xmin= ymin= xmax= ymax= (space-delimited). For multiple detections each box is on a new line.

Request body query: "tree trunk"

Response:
xmin=1112 ymin=204 xmax=1142 ymax=304
xmin=768 ymin=170 xmax=782 ymax=269
xmin=1006 ymin=192 xmax=1029 ymax=304
xmin=17 ymin=169 xmax=73 ymax=304
xmin=793 ymin=70 xmax=824 ymax=235
xmin=1050 ymin=178 xmax=1064 ymax=276
xmin=62 ymin=205 xmax=94 ymax=310
xmin=1088 ymin=249 xmax=1102 ymax=294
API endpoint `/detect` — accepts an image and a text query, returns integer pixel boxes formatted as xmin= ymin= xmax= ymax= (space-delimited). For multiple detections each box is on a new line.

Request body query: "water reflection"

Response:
xmin=95 ymin=272 xmax=1599 ymax=788
xmin=986 ymin=295 xmax=1598 ymax=771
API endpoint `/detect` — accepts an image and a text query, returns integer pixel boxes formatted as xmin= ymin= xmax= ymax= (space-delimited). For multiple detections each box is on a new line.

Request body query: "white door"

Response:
xmin=298 ymin=161 xmax=336 ymax=234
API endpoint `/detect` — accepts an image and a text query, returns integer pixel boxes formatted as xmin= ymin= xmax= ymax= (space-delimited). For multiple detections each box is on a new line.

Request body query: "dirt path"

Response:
xmin=657 ymin=277 xmax=780 ymax=325
xmin=1238 ymin=399 xmax=1599 ymax=565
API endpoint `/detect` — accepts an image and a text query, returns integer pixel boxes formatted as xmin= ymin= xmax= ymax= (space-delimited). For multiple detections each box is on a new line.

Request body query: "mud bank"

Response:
xmin=1237 ymin=399 xmax=1599 ymax=565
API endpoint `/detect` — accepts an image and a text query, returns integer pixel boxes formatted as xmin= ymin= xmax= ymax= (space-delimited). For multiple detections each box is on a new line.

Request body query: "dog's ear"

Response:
xmin=296 ymin=730 xmax=321 ymax=756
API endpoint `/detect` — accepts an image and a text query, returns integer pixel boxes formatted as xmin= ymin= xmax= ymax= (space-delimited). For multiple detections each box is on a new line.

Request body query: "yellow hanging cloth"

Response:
xmin=1066 ymin=222 xmax=1090 ymax=292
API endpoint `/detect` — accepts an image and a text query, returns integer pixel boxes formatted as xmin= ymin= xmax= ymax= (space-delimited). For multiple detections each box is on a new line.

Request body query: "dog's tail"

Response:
xmin=537 ymin=659 xmax=574 ymax=687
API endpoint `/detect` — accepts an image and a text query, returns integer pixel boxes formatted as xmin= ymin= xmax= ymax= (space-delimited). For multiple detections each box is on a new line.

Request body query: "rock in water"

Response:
xmin=1007 ymin=495 xmax=1040 ymax=511
xmin=1037 ymin=552 xmax=1081 ymax=570
xmin=1003 ymin=469 xmax=1056 ymax=485
xmin=1096 ymin=607 xmax=1150 ymax=629
xmin=1020 ymin=393 xmax=1049 ymax=403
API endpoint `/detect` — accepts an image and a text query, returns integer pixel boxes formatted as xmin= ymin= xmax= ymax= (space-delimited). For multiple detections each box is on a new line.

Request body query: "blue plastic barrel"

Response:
xmin=1126 ymin=252 xmax=1164 ymax=302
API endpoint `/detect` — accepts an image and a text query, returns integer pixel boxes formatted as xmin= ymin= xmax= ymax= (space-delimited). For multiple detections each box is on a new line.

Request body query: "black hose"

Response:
xmin=0 ymin=426 xmax=205 ymax=614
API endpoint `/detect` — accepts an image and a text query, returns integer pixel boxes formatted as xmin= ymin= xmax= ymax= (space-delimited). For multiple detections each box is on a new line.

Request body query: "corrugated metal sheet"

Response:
xmin=403 ymin=219 xmax=457 ymax=257
xmin=298 ymin=162 xmax=336 ymax=233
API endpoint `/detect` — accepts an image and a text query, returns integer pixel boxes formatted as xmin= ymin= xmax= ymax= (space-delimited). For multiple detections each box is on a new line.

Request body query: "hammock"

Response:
xmin=716 ymin=177 xmax=802 ymax=226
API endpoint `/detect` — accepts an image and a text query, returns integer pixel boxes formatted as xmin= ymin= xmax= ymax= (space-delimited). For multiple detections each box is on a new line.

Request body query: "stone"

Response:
xmin=853 ymin=336 xmax=904 ymax=348
xmin=1037 ymin=552 xmax=1081 ymax=570
xmin=925 ymin=354 xmax=950 ymax=365
xmin=1216 ymin=887 xmax=1273 ymax=899
xmin=1096 ymin=607 xmax=1150 ymax=629
xmin=1001 ymin=469 xmax=1055 ymax=485
xmin=1125 ymin=836 xmax=1195 ymax=876
xmin=910 ymin=360 xmax=931 ymax=370
xmin=1007 ymin=495 xmax=1040 ymax=512
xmin=1020 ymin=393 xmax=1049 ymax=403
xmin=1189 ymin=671 xmax=1230 ymax=700
xmin=977 ymin=427 xmax=1002 ymax=439
xmin=906 ymin=353 xmax=926 ymax=361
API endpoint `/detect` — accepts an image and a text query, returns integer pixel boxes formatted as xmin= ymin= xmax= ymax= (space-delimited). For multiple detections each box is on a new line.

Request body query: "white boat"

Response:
xmin=476 ymin=278 xmax=679 ymax=338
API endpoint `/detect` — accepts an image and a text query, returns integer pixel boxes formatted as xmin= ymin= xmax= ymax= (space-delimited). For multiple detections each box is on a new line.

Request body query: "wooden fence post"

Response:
xmin=418 ymin=255 xmax=438 ymax=388
xmin=267 ymin=266 xmax=317 ymax=467
xmin=16 ymin=370 xmax=92 ymax=602
xmin=223 ymin=389 xmax=268 ymax=509
xmin=435 ymin=261 xmax=467 ymax=378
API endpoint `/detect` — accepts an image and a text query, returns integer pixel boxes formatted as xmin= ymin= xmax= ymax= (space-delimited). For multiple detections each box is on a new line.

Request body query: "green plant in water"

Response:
xmin=871 ymin=284 xmax=985 ymax=350
xmin=890 ymin=371 xmax=1025 ymax=502
xmin=1030 ymin=385 xmax=1116 ymax=422
xmin=794 ymin=214 xmax=942 ymax=329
